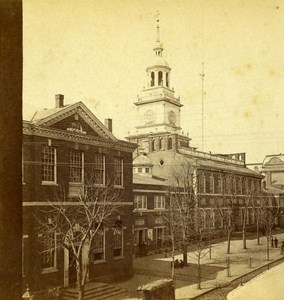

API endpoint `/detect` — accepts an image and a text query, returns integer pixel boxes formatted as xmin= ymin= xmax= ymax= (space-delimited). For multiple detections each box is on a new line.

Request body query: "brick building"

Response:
xmin=127 ymin=20 xmax=265 ymax=253
xmin=22 ymin=96 xmax=136 ymax=292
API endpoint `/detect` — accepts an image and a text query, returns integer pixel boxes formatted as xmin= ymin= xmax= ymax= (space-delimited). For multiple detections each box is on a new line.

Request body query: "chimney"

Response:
xmin=55 ymin=94 xmax=64 ymax=108
xmin=104 ymin=118 xmax=112 ymax=132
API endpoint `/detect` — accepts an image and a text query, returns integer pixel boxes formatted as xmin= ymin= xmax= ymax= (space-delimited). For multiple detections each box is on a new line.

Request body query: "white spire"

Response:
xmin=153 ymin=11 xmax=163 ymax=57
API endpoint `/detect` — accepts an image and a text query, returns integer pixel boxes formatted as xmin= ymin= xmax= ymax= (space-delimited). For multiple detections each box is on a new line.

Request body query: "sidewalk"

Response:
xmin=116 ymin=232 xmax=284 ymax=299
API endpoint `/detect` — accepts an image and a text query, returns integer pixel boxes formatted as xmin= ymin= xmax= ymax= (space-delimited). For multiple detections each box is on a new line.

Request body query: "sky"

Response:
xmin=23 ymin=0 xmax=284 ymax=164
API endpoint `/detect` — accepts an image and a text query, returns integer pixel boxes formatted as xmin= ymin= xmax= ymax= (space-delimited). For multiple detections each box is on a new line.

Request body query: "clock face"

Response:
xmin=145 ymin=109 xmax=156 ymax=124
xmin=168 ymin=110 xmax=176 ymax=125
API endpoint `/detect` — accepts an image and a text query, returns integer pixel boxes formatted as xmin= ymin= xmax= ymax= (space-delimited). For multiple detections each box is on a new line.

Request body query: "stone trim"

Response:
xmin=23 ymin=123 xmax=136 ymax=153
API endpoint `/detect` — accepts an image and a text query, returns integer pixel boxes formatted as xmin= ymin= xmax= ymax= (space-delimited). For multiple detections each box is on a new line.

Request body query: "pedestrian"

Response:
xmin=271 ymin=236 xmax=274 ymax=247
xmin=274 ymin=237 xmax=278 ymax=248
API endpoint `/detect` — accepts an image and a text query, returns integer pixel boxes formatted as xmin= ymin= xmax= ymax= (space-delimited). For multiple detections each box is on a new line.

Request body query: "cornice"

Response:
xmin=134 ymin=97 xmax=183 ymax=107
xmin=23 ymin=124 xmax=136 ymax=153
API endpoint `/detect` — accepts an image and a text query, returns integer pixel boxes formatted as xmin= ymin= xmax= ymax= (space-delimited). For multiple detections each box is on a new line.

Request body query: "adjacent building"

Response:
xmin=22 ymin=96 xmax=136 ymax=292
xmin=248 ymin=154 xmax=284 ymax=227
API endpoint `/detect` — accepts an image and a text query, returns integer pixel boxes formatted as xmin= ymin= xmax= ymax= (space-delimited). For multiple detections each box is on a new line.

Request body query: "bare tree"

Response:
xmin=37 ymin=175 xmax=122 ymax=300
xmin=240 ymin=197 xmax=251 ymax=250
xmin=215 ymin=194 xmax=237 ymax=254
xmin=216 ymin=174 xmax=240 ymax=254
xmin=251 ymin=194 xmax=262 ymax=245
xmin=187 ymin=208 xmax=213 ymax=290
xmin=164 ymin=191 xmax=180 ymax=282
xmin=166 ymin=160 xmax=196 ymax=266
xmin=260 ymin=194 xmax=280 ymax=261
xmin=165 ymin=160 xmax=214 ymax=289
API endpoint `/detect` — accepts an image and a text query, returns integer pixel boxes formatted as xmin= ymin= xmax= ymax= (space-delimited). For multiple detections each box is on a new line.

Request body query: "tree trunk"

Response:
xmin=183 ymin=247 xmax=188 ymax=266
xmin=197 ymin=255 xmax=201 ymax=289
xmin=266 ymin=235 xmax=270 ymax=261
xmin=76 ymin=260 xmax=85 ymax=300
xmin=227 ymin=229 xmax=232 ymax=254
xmin=171 ymin=235 xmax=175 ymax=281
xmin=78 ymin=285 xmax=84 ymax=300
xmin=242 ymin=223 xmax=247 ymax=249
xmin=256 ymin=219 xmax=260 ymax=245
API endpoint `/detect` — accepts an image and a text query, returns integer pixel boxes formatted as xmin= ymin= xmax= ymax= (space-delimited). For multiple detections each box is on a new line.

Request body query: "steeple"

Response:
xmin=126 ymin=12 xmax=192 ymax=155
xmin=153 ymin=18 xmax=163 ymax=57
xmin=129 ymin=12 xmax=185 ymax=138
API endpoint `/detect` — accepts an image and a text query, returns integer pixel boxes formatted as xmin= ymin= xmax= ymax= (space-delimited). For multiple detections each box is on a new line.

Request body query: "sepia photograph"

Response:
xmin=1 ymin=0 xmax=284 ymax=299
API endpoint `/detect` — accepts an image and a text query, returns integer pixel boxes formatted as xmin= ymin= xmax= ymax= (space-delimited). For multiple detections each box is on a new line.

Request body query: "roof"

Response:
xmin=197 ymin=158 xmax=263 ymax=177
xmin=133 ymin=173 xmax=167 ymax=186
xmin=178 ymin=149 xmax=263 ymax=178
xmin=133 ymin=154 xmax=153 ymax=166
xmin=146 ymin=55 xmax=170 ymax=70
xmin=30 ymin=104 xmax=72 ymax=122
xmin=263 ymin=185 xmax=283 ymax=195
xmin=137 ymin=279 xmax=173 ymax=291
xmin=27 ymin=101 xmax=118 ymax=141
xmin=262 ymin=154 xmax=284 ymax=168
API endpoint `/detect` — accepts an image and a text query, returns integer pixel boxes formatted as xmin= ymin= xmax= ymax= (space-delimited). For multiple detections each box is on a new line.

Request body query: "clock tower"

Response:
xmin=134 ymin=19 xmax=182 ymax=135
xmin=127 ymin=18 xmax=192 ymax=154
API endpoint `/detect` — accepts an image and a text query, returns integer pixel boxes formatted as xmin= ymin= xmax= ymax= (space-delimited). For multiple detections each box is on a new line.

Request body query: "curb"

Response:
xmin=189 ymin=255 xmax=284 ymax=300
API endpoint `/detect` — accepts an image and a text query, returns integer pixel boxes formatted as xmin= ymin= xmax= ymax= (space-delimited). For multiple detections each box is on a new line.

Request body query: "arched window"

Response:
xmin=166 ymin=73 xmax=169 ymax=87
xmin=113 ymin=220 xmax=123 ymax=257
xmin=159 ymin=138 xmax=163 ymax=150
xmin=151 ymin=139 xmax=155 ymax=151
xmin=158 ymin=71 xmax=163 ymax=86
xmin=168 ymin=137 xmax=172 ymax=150
xmin=151 ymin=72 xmax=155 ymax=87
xmin=93 ymin=223 xmax=105 ymax=261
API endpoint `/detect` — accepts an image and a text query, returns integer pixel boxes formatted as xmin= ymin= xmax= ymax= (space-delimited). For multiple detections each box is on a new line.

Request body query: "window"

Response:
xmin=93 ymin=225 xmax=105 ymax=261
xmin=113 ymin=221 xmax=123 ymax=257
xmin=168 ymin=137 xmax=172 ymax=150
xmin=159 ymin=138 xmax=163 ymax=150
xmin=199 ymin=173 xmax=205 ymax=193
xmin=209 ymin=176 xmax=214 ymax=193
xmin=233 ymin=177 xmax=237 ymax=194
xmin=134 ymin=195 xmax=147 ymax=210
xmin=42 ymin=146 xmax=57 ymax=183
xmin=145 ymin=168 xmax=150 ymax=173
xmin=114 ymin=157 xmax=123 ymax=186
xmin=40 ymin=232 xmax=57 ymax=271
xmin=154 ymin=195 xmax=165 ymax=209
xmin=69 ymin=150 xmax=84 ymax=183
xmin=217 ymin=176 xmax=223 ymax=194
xmin=22 ymin=235 xmax=28 ymax=276
xmin=205 ymin=174 xmax=210 ymax=193
xmin=166 ymin=73 xmax=169 ymax=87
xmin=94 ymin=153 xmax=105 ymax=185
xmin=158 ymin=71 xmax=163 ymax=85
xmin=138 ymin=167 xmax=143 ymax=173
xmin=151 ymin=72 xmax=155 ymax=86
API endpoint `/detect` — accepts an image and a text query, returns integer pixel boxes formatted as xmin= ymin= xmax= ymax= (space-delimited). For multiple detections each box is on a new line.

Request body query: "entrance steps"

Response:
xmin=60 ymin=282 xmax=127 ymax=300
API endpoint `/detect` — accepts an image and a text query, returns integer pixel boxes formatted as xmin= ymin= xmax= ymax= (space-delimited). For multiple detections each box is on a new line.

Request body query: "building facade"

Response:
xmin=127 ymin=21 xmax=265 ymax=252
xmin=248 ymin=154 xmax=284 ymax=227
xmin=22 ymin=96 xmax=136 ymax=292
